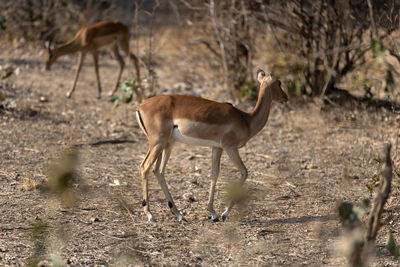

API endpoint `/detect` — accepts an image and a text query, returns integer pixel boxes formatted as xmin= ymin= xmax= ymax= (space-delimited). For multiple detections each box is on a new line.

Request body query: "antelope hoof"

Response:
xmin=96 ymin=93 xmax=101 ymax=99
xmin=177 ymin=214 xmax=187 ymax=222
xmin=65 ymin=92 xmax=72 ymax=99
xmin=210 ymin=213 xmax=219 ymax=222
xmin=221 ymin=210 xmax=229 ymax=221
xmin=147 ymin=214 xmax=156 ymax=222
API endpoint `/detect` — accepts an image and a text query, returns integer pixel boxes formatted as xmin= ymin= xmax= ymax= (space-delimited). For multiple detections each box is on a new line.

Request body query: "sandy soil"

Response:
xmin=0 ymin=34 xmax=400 ymax=266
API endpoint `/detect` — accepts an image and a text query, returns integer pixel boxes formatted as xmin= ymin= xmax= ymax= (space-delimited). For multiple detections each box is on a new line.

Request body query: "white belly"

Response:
xmin=172 ymin=127 xmax=221 ymax=147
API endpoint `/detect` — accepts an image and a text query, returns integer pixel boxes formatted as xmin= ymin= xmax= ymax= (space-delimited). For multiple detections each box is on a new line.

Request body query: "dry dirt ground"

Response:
xmin=1 ymin=34 xmax=400 ymax=266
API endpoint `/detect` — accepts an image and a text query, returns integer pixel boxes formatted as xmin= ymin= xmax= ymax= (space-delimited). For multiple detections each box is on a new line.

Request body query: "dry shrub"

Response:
xmin=23 ymin=174 xmax=41 ymax=191
xmin=0 ymin=0 xmax=127 ymax=42
xmin=256 ymin=0 xmax=400 ymax=100
xmin=178 ymin=0 xmax=257 ymax=97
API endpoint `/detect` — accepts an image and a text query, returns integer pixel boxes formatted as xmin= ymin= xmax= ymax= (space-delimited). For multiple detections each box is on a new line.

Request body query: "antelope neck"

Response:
xmin=53 ymin=40 xmax=81 ymax=58
xmin=247 ymin=83 xmax=272 ymax=138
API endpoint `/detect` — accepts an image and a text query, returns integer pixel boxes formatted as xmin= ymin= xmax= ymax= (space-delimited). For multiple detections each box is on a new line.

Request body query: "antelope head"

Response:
xmin=257 ymin=69 xmax=288 ymax=104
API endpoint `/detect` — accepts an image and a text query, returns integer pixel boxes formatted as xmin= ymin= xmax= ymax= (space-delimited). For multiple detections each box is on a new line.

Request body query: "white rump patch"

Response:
xmin=172 ymin=126 xmax=221 ymax=147
xmin=136 ymin=111 xmax=148 ymax=136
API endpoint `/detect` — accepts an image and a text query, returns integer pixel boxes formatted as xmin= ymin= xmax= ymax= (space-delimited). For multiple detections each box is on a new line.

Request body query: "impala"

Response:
xmin=43 ymin=20 xmax=140 ymax=99
xmin=135 ymin=69 xmax=288 ymax=222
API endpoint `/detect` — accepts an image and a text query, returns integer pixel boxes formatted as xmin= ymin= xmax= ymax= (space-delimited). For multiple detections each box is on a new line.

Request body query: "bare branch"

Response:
xmin=365 ymin=143 xmax=393 ymax=242
xmin=145 ymin=0 xmax=160 ymax=94
xmin=388 ymin=48 xmax=400 ymax=64
xmin=209 ymin=0 xmax=228 ymax=88
xmin=258 ymin=0 xmax=283 ymax=53
xmin=347 ymin=143 xmax=393 ymax=267
xmin=189 ymin=39 xmax=222 ymax=59
xmin=367 ymin=0 xmax=379 ymax=40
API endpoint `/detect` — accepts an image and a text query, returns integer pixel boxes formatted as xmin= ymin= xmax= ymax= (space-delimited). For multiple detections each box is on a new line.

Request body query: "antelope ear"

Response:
xmin=40 ymin=33 xmax=53 ymax=51
xmin=257 ymin=69 xmax=265 ymax=83
xmin=267 ymin=73 xmax=274 ymax=84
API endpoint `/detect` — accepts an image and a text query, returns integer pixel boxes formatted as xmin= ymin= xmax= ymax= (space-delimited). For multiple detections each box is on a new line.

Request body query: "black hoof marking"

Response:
xmin=212 ymin=217 xmax=220 ymax=222
xmin=142 ymin=199 xmax=147 ymax=207
xmin=168 ymin=201 xmax=173 ymax=209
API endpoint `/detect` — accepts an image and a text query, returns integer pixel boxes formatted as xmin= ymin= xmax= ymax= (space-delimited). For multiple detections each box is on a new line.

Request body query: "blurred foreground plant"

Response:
xmin=26 ymin=218 xmax=49 ymax=267
xmin=224 ymin=183 xmax=248 ymax=204
xmin=386 ymin=231 xmax=400 ymax=259
xmin=338 ymin=143 xmax=393 ymax=266
xmin=46 ymin=146 xmax=79 ymax=207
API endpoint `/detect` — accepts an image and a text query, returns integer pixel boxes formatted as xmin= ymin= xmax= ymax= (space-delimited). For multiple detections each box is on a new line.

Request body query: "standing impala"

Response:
xmin=136 ymin=70 xmax=288 ymax=222
xmin=44 ymin=20 xmax=140 ymax=99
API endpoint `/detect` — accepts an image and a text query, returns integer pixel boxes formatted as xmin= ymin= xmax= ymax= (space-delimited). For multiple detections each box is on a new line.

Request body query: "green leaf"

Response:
xmin=287 ymin=80 xmax=296 ymax=91
xmin=0 ymin=16 xmax=5 ymax=30
xmin=123 ymin=90 xmax=133 ymax=103
xmin=121 ymin=82 xmax=130 ymax=92
xmin=385 ymin=70 xmax=395 ymax=93
xmin=371 ymin=39 xmax=386 ymax=56
xmin=31 ymin=218 xmax=49 ymax=237
xmin=338 ymin=202 xmax=353 ymax=221
xmin=363 ymin=84 xmax=373 ymax=101
xmin=108 ymin=95 xmax=120 ymax=103
xmin=366 ymin=184 xmax=374 ymax=193
xmin=338 ymin=201 xmax=367 ymax=226
xmin=240 ymin=78 xmax=258 ymax=100
xmin=112 ymin=99 xmax=120 ymax=109
xmin=386 ymin=232 xmax=399 ymax=258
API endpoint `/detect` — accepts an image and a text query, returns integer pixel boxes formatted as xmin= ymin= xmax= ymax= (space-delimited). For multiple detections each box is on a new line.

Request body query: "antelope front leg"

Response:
xmin=221 ymin=147 xmax=248 ymax=221
xmin=109 ymin=44 xmax=125 ymax=96
xmin=66 ymin=52 xmax=85 ymax=98
xmin=207 ymin=147 xmax=222 ymax=222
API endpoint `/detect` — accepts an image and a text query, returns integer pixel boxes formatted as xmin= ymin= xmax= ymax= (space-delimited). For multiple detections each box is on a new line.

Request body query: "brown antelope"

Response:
xmin=135 ymin=70 xmax=288 ymax=222
xmin=43 ymin=20 xmax=140 ymax=99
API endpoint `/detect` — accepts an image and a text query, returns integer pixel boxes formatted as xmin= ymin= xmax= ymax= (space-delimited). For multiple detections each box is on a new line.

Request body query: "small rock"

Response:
xmin=277 ymin=165 xmax=289 ymax=172
xmin=5 ymin=101 xmax=16 ymax=109
xmin=90 ymin=217 xmax=100 ymax=223
xmin=173 ymin=82 xmax=192 ymax=91
xmin=39 ymin=96 xmax=48 ymax=102
xmin=28 ymin=108 xmax=38 ymax=117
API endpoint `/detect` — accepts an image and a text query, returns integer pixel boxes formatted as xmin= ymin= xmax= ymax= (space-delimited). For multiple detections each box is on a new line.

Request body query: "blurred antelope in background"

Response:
xmin=135 ymin=69 xmax=288 ymax=222
xmin=43 ymin=20 xmax=140 ymax=99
